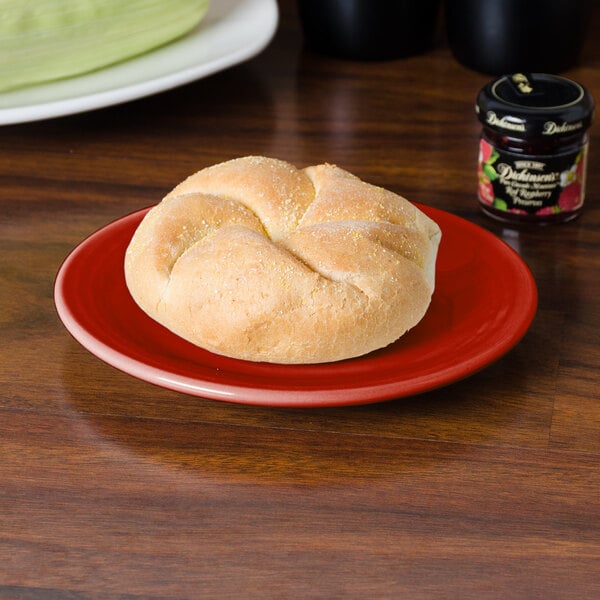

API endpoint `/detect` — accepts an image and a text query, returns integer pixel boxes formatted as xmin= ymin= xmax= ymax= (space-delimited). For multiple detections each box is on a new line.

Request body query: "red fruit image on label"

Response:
xmin=477 ymin=138 xmax=499 ymax=206
xmin=558 ymin=181 xmax=583 ymax=211
xmin=478 ymin=179 xmax=495 ymax=205
xmin=479 ymin=138 xmax=494 ymax=164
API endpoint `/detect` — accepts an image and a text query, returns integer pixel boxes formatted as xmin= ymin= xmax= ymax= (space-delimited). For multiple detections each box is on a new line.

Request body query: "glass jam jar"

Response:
xmin=476 ymin=73 xmax=594 ymax=224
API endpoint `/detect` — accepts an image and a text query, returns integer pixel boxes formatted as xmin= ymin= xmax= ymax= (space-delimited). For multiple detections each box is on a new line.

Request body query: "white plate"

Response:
xmin=0 ymin=0 xmax=278 ymax=125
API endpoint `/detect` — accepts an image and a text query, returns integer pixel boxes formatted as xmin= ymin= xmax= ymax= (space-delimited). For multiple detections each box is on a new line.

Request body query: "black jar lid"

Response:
xmin=476 ymin=73 xmax=594 ymax=138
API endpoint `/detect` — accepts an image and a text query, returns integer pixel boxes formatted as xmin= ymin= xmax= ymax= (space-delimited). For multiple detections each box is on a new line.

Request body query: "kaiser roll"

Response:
xmin=124 ymin=156 xmax=441 ymax=364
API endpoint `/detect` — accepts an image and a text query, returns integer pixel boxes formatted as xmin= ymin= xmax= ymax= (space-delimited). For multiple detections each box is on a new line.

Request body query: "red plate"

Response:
xmin=54 ymin=205 xmax=537 ymax=407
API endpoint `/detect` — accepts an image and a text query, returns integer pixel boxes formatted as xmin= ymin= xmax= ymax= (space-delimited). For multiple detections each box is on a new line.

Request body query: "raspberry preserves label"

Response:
xmin=477 ymin=137 xmax=587 ymax=216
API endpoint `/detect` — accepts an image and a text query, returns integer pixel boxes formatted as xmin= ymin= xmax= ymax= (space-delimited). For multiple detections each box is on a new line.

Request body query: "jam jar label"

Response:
xmin=477 ymin=138 xmax=587 ymax=216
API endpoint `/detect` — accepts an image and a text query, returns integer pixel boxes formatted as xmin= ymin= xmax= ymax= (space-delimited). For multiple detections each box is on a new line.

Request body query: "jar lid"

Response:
xmin=476 ymin=73 xmax=594 ymax=138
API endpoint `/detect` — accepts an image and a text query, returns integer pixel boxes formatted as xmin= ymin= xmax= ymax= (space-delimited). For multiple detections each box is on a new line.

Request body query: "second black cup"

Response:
xmin=446 ymin=0 xmax=592 ymax=74
xmin=297 ymin=0 xmax=441 ymax=61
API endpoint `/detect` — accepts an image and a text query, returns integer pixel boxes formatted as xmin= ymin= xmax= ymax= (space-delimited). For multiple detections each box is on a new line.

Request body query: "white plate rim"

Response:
xmin=0 ymin=0 xmax=279 ymax=125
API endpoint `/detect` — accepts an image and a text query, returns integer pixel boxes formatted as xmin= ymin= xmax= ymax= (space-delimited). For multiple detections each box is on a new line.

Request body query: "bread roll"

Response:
xmin=124 ymin=156 xmax=441 ymax=364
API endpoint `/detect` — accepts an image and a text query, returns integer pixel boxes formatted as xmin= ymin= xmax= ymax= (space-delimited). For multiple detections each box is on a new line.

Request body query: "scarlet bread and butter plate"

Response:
xmin=54 ymin=205 xmax=537 ymax=407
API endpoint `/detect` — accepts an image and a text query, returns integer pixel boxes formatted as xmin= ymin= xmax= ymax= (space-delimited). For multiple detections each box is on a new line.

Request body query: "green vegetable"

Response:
xmin=482 ymin=163 xmax=498 ymax=181
xmin=0 ymin=0 xmax=210 ymax=92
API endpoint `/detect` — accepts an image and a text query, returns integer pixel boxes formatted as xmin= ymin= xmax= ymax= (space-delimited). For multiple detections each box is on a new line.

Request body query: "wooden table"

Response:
xmin=2 ymin=1 xmax=599 ymax=597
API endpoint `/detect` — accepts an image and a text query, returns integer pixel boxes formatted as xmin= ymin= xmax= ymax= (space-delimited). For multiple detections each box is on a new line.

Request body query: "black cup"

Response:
xmin=297 ymin=0 xmax=441 ymax=61
xmin=446 ymin=0 xmax=592 ymax=74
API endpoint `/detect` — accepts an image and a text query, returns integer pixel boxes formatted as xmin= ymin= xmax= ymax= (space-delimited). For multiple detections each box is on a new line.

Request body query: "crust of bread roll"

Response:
xmin=124 ymin=156 xmax=441 ymax=364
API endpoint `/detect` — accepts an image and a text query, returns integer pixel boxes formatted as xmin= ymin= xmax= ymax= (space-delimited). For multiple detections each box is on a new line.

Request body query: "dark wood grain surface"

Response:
xmin=1 ymin=1 xmax=599 ymax=598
